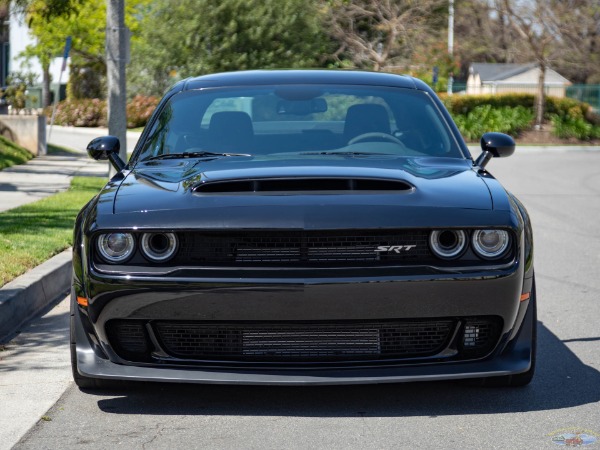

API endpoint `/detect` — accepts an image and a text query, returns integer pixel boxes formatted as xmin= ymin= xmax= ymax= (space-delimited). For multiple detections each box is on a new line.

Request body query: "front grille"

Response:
xmin=153 ymin=320 xmax=455 ymax=361
xmin=173 ymin=230 xmax=432 ymax=266
xmin=106 ymin=317 xmax=503 ymax=365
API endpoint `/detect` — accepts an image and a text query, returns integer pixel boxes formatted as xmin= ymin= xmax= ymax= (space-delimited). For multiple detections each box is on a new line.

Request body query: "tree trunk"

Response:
xmin=42 ymin=63 xmax=51 ymax=108
xmin=106 ymin=0 xmax=127 ymax=177
xmin=535 ymin=62 xmax=546 ymax=130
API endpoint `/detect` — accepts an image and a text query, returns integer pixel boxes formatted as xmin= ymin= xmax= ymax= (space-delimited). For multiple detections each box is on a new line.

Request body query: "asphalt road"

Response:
xmin=13 ymin=149 xmax=600 ymax=449
xmin=47 ymin=126 xmax=141 ymax=154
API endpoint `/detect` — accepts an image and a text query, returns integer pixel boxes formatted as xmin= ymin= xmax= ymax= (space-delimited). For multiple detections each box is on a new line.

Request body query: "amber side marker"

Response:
xmin=520 ymin=292 xmax=530 ymax=302
xmin=76 ymin=296 xmax=88 ymax=307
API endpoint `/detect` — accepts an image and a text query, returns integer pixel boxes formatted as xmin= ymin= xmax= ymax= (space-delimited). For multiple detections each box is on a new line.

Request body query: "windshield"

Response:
xmin=134 ymin=85 xmax=464 ymax=162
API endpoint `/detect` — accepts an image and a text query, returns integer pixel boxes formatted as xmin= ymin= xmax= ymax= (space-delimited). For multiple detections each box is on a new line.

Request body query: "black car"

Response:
xmin=71 ymin=70 xmax=535 ymax=388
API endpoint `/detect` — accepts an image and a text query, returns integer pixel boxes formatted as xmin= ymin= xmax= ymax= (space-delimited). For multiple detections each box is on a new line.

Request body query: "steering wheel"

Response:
xmin=348 ymin=132 xmax=405 ymax=147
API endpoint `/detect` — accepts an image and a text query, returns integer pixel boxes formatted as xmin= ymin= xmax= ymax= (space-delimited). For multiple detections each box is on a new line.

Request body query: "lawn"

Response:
xmin=0 ymin=176 xmax=107 ymax=287
xmin=0 ymin=136 xmax=33 ymax=170
xmin=47 ymin=142 xmax=81 ymax=156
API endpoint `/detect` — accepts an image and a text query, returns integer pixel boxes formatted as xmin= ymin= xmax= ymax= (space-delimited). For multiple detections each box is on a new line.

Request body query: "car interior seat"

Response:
xmin=343 ymin=104 xmax=391 ymax=143
xmin=208 ymin=111 xmax=254 ymax=152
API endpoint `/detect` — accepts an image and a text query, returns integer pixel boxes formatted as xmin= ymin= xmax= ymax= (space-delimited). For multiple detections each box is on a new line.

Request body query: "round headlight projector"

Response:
xmin=429 ymin=229 xmax=510 ymax=260
xmin=472 ymin=229 xmax=510 ymax=259
xmin=97 ymin=233 xmax=135 ymax=263
xmin=140 ymin=232 xmax=178 ymax=262
xmin=429 ymin=229 xmax=467 ymax=259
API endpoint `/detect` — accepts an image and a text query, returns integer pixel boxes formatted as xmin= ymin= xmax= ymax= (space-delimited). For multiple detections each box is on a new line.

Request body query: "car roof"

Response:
xmin=182 ymin=70 xmax=423 ymax=91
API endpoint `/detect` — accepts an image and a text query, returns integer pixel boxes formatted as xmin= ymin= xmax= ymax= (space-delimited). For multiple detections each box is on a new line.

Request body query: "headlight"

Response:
xmin=429 ymin=229 xmax=467 ymax=259
xmin=140 ymin=232 xmax=178 ymax=262
xmin=97 ymin=233 xmax=135 ymax=263
xmin=472 ymin=229 xmax=510 ymax=259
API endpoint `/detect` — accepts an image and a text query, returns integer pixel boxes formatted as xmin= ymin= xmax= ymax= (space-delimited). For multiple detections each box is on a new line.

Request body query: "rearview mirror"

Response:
xmin=475 ymin=132 xmax=516 ymax=169
xmin=277 ymin=98 xmax=327 ymax=115
xmin=87 ymin=136 xmax=125 ymax=172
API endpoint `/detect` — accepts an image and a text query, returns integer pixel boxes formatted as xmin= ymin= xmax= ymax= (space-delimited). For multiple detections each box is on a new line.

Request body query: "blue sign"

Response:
xmin=61 ymin=36 xmax=72 ymax=72
xmin=63 ymin=36 xmax=72 ymax=59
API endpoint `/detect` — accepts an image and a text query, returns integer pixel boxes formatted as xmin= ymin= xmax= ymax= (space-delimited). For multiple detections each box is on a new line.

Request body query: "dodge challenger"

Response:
xmin=71 ymin=70 xmax=535 ymax=388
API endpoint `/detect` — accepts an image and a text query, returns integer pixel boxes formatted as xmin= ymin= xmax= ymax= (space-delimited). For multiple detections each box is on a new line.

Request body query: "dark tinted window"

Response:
xmin=136 ymin=85 xmax=463 ymax=160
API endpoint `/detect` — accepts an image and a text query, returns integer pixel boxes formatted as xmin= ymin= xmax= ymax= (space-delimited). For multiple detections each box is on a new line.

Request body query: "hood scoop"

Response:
xmin=193 ymin=177 xmax=414 ymax=194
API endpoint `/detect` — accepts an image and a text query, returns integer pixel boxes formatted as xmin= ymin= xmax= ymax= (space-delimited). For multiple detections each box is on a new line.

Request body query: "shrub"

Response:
xmin=126 ymin=95 xmax=159 ymax=128
xmin=452 ymin=105 xmax=535 ymax=141
xmin=442 ymin=94 xmax=534 ymax=115
xmin=49 ymin=95 xmax=159 ymax=129
xmin=442 ymin=93 xmax=600 ymax=141
xmin=51 ymin=98 xmax=107 ymax=127
xmin=545 ymin=97 xmax=589 ymax=119
xmin=551 ymin=115 xmax=600 ymax=140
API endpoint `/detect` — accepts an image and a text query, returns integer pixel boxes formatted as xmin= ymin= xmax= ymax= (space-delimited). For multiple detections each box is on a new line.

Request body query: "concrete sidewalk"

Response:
xmin=0 ymin=154 xmax=108 ymax=213
xmin=0 ymin=295 xmax=72 ymax=450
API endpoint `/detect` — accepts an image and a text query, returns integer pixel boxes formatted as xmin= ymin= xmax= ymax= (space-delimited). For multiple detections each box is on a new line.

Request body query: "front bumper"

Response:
xmin=73 ymin=261 xmax=533 ymax=384
xmin=73 ymin=294 xmax=534 ymax=385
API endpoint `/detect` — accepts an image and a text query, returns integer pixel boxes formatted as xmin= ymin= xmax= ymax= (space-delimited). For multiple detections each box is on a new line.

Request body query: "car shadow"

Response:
xmin=93 ymin=321 xmax=600 ymax=417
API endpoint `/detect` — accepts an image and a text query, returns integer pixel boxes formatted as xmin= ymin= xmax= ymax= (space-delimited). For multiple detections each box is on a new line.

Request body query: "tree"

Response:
xmin=498 ymin=0 xmax=561 ymax=129
xmin=16 ymin=0 xmax=146 ymax=102
xmin=450 ymin=0 xmax=518 ymax=79
xmin=2 ymin=0 xmax=81 ymax=106
xmin=496 ymin=0 xmax=600 ymax=128
xmin=128 ymin=0 xmax=328 ymax=96
xmin=550 ymin=1 xmax=600 ymax=84
xmin=2 ymin=0 xmax=82 ymax=20
xmin=324 ymin=0 xmax=445 ymax=71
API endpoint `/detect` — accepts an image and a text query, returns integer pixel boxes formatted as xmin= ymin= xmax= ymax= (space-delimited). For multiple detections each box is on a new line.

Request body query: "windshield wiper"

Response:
xmin=145 ymin=151 xmax=251 ymax=161
xmin=300 ymin=151 xmax=393 ymax=156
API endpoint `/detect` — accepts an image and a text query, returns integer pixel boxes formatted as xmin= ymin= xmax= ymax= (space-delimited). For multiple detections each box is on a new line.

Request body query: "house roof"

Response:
xmin=470 ymin=63 xmax=538 ymax=81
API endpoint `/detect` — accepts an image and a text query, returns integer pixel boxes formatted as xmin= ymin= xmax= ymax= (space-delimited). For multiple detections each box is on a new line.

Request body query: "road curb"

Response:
xmin=0 ymin=249 xmax=72 ymax=342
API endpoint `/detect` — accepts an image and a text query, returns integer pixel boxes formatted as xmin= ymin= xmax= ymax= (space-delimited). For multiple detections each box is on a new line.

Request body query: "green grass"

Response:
xmin=0 ymin=176 xmax=107 ymax=287
xmin=0 ymin=136 xmax=33 ymax=170
xmin=47 ymin=143 xmax=81 ymax=156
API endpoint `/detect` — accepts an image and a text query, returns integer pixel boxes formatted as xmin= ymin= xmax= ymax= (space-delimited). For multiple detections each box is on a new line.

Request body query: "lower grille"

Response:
xmin=153 ymin=320 xmax=455 ymax=361
xmin=105 ymin=320 xmax=149 ymax=359
xmin=461 ymin=319 xmax=502 ymax=355
xmin=106 ymin=317 xmax=503 ymax=364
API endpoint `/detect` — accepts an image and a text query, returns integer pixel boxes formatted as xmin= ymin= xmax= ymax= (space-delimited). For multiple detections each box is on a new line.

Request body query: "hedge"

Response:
xmin=441 ymin=93 xmax=600 ymax=140
xmin=49 ymin=95 xmax=159 ymax=129
xmin=452 ymin=105 xmax=534 ymax=141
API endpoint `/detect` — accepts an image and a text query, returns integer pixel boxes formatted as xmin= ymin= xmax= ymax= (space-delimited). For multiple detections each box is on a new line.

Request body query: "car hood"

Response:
xmin=110 ymin=156 xmax=493 ymax=217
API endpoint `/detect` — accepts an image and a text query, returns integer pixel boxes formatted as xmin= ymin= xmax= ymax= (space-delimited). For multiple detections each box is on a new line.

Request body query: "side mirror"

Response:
xmin=474 ymin=132 xmax=516 ymax=169
xmin=87 ymin=136 xmax=125 ymax=172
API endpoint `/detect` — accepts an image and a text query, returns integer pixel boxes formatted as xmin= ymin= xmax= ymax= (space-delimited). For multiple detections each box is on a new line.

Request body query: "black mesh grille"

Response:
xmin=153 ymin=320 xmax=455 ymax=361
xmin=105 ymin=320 xmax=149 ymax=358
xmin=173 ymin=230 xmax=432 ymax=266
xmin=461 ymin=318 xmax=502 ymax=355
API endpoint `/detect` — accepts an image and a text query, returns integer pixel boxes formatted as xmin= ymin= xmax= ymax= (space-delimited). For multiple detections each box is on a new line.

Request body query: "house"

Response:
xmin=467 ymin=63 xmax=571 ymax=97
